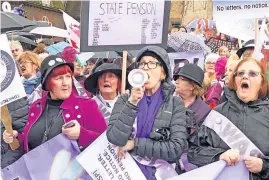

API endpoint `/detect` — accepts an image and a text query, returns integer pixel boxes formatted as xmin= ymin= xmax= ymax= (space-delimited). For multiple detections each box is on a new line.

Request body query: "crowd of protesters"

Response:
xmin=1 ymin=21 xmax=269 ymax=180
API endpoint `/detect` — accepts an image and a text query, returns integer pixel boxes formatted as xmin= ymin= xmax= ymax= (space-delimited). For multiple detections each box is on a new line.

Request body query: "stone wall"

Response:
xmin=170 ymin=0 xmax=213 ymax=28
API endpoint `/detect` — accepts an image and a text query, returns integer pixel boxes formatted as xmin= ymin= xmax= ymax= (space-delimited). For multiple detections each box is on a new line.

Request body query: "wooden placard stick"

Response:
xmin=121 ymin=51 xmax=127 ymax=94
xmin=1 ymin=105 xmax=20 ymax=150
xmin=254 ymin=18 xmax=259 ymax=47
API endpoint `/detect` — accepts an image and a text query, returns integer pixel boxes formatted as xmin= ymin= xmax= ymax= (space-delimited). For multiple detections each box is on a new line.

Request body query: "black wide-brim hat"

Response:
xmin=41 ymin=55 xmax=74 ymax=91
xmin=175 ymin=64 xmax=204 ymax=87
xmin=236 ymin=39 xmax=255 ymax=58
xmin=84 ymin=63 xmax=130 ymax=95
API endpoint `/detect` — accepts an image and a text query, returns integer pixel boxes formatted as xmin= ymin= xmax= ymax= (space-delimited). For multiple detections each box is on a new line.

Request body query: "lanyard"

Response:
xmin=41 ymin=104 xmax=62 ymax=143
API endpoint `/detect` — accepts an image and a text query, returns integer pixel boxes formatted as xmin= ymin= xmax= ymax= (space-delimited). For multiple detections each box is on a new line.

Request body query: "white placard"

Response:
xmin=76 ymin=133 xmax=146 ymax=180
xmin=213 ymin=1 xmax=269 ymax=20
xmin=87 ymin=0 xmax=165 ymax=46
xmin=0 ymin=34 xmax=26 ymax=106
xmin=216 ymin=19 xmax=255 ymax=41
xmin=80 ymin=0 xmax=170 ymax=52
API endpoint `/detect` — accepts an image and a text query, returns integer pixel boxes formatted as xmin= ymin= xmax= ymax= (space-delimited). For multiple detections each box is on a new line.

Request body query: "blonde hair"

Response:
xmin=33 ymin=43 xmax=46 ymax=54
xmin=10 ymin=40 xmax=23 ymax=50
xmin=218 ymin=46 xmax=229 ymax=56
xmin=18 ymin=51 xmax=41 ymax=70
xmin=191 ymin=82 xmax=205 ymax=97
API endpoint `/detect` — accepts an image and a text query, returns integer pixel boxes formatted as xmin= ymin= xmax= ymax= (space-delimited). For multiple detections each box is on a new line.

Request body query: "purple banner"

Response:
xmin=1 ymin=134 xmax=91 ymax=180
xmin=168 ymin=160 xmax=249 ymax=180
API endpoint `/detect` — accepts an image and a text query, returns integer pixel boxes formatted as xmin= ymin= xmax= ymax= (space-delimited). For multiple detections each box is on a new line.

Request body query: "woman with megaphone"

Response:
xmin=107 ymin=46 xmax=187 ymax=180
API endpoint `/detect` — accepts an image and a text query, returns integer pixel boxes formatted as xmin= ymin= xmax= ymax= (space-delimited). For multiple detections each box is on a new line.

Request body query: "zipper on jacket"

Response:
xmin=243 ymin=105 xmax=247 ymax=134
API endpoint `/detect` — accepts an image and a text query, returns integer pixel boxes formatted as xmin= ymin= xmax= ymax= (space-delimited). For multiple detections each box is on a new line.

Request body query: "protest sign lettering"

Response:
xmin=203 ymin=110 xmax=264 ymax=157
xmin=0 ymin=34 xmax=26 ymax=106
xmin=1 ymin=134 xmax=90 ymax=180
xmin=206 ymin=38 xmax=238 ymax=54
xmin=168 ymin=51 xmax=204 ymax=77
xmin=213 ymin=0 xmax=269 ymax=20
xmin=77 ymin=133 xmax=146 ymax=180
xmin=80 ymin=0 xmax=171 ymax=52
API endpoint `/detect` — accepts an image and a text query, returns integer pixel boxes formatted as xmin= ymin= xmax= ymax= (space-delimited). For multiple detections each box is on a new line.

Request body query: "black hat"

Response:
xmin=40 ymin=55 xmax=74 ymax=91
xmin=236 ymin=39 xmax=255 ymax=58
xmin=175 ymin=64 xmax=204 ymax=87
xmin=84 ymin=63 xmax=130 ymax=95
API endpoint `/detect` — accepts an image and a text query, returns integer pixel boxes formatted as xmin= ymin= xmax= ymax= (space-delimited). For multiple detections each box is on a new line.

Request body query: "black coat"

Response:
xmin=1 ymin=97 xmax=28 ymax=168
xmin=188 ymin=88 xmax=269 ymax=180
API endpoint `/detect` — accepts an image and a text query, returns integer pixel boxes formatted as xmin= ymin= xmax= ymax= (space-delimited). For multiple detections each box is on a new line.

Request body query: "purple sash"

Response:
xmin=203 ymin=110 xmax=264 ymax=157
xmin=131 ymin=118 xmax=178 ymax=180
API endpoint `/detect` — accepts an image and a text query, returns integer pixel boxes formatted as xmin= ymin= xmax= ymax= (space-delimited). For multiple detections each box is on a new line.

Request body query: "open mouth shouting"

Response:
xmin=20 ymin=66 xmax=26 ymax=73
xmin=103 ymin=82 xmax=112 ymax=89
xmin=240 ymin=80 xmax=250 ymax=92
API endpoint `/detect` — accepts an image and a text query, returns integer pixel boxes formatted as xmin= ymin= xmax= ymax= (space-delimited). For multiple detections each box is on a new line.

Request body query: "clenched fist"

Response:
xmin=128 ymin=87 xmax=145 ymax=105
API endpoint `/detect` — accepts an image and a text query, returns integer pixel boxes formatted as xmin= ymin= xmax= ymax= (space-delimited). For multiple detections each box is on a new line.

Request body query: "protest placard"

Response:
xmin=206 ymin=38 xmax=238 ymax=54
xmin=168 ymin=160 xmax=249 ymax=180
xmin=80 ymin=0 xmax=171 ymax=52
xmin=1 ymin=134 xmax=90 ymax=180
xmin=216 ymin=19 xmax=255 ymax=41
xmin=168 ymin=51 xmax=204 ymax=77
xmin=77 ymin=133 xmax=146 ymax=180
xmin=0 ymin=34 xmax=26 ymax=106
xmin=213 ymin=0 xmax=269 ymax=20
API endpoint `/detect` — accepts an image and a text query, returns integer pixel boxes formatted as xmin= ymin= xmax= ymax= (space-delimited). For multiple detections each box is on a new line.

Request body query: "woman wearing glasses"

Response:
xmin=204 ymin=53 xmax=219 ymax=84
xmin=18 ymin=51 xmax=42 ymax=96
xmin=188 ymin=58 xmax=269 ymax=180
xmin=107 ymin=46 xmax=187 ymax=180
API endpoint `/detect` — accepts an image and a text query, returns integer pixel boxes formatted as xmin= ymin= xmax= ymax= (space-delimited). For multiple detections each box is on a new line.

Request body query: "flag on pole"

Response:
xmin=61 ymin=10 xmax=80 ymax=50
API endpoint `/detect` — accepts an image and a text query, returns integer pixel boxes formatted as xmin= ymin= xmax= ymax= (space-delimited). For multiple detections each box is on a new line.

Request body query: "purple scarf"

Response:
xmin=136 ymin=87 xmax=164 ymax=179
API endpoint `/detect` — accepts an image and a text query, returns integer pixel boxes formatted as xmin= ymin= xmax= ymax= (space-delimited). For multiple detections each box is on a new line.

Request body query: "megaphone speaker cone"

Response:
xmin=128 ymin=69 xmax=148 ymax=88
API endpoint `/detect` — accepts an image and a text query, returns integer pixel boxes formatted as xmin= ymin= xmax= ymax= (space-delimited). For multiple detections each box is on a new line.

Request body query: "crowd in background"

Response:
xmin=1 ymin=20 xmax=269 ymax=180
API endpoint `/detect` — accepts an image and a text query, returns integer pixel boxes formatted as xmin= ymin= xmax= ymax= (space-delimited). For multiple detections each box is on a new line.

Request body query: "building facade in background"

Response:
xmin=1 ymin=0 xmax=213 ymax=32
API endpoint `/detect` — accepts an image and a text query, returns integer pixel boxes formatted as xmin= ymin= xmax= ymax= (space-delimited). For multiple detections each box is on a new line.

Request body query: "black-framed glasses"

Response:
xmin=137 ymin=61 xmax=162 ymax=69
xmin=235 ymin=70 xmax=261 ymax=78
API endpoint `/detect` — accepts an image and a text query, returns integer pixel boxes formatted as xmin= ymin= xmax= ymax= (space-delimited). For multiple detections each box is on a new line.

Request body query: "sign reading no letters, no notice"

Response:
xmin=213 ymin=0 xmax=269 ymax=20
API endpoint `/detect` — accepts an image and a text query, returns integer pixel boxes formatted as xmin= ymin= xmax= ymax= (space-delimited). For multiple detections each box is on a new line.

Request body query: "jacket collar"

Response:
xmin=162 ymin=82 xmax=175 ymax=102
xmin=38 ymin=90 xmax=84 ymax=110
xmin=224 ymin=87 xmax=269 ymax=111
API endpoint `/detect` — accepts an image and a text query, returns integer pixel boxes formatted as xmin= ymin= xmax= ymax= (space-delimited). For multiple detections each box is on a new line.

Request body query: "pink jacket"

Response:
xmin=19 ymin=90 xmax=107 ymax=152
xmin=205 ymin=81 xmax=224 ymax=105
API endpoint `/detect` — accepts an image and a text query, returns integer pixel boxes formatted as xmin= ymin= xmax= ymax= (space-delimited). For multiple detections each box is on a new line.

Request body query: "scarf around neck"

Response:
xmin=136 ymin=87 xmax=164 ymax=179
xmin=22 ymin=71 xmax=41 ymax=95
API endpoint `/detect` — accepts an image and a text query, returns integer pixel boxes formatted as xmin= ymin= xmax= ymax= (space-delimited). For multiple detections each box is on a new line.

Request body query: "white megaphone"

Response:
xmin=128 ymin=69 xmax=149 ymax=88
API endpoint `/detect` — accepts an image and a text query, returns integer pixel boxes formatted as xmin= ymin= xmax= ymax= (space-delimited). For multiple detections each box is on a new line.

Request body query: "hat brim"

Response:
xmin=41 ymin=63 xmax=74 ymax=91
xmin=84 ymin=69 xmax=130 ymax=95
xmin=236 ymin=46 xmax=254 ymax=58
xmin=177 ymin=72 xmax=203 ymax=87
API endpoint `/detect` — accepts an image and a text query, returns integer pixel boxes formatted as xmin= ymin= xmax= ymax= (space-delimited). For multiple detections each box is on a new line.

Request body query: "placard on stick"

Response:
xmin=80 ymin=0 xmax=171 ymax=52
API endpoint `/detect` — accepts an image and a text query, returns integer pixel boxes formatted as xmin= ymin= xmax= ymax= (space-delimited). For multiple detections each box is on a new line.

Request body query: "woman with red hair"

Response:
xmin=2 ymin=55 xmax=107 ymax=167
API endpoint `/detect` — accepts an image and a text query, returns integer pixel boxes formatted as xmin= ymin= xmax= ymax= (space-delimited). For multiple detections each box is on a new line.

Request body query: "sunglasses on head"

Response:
xmin=235 ymin=70 xmax=261 ymax=78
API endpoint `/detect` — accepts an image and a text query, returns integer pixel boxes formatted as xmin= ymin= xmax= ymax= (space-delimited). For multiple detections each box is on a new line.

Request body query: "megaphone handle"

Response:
xmin=1 ymin=105 xmax=20 ymax=150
